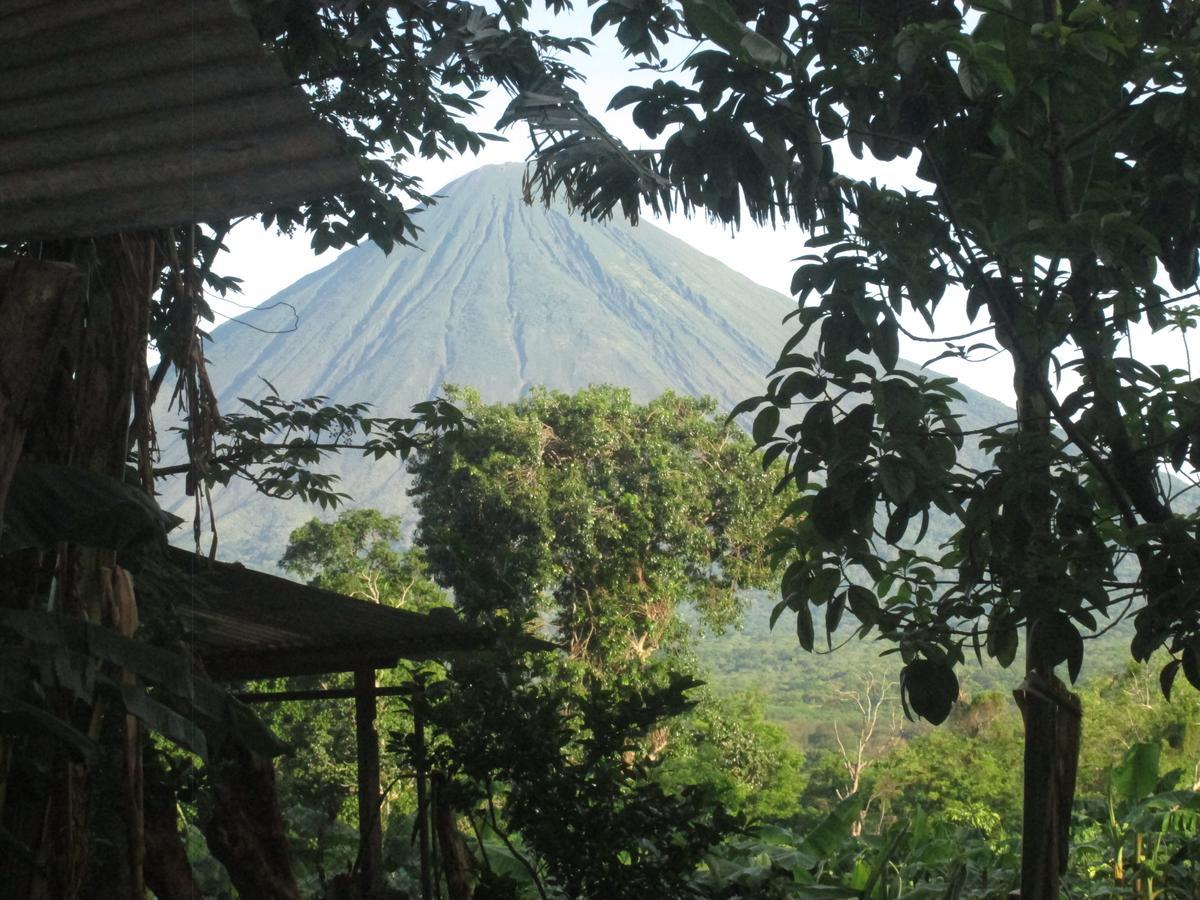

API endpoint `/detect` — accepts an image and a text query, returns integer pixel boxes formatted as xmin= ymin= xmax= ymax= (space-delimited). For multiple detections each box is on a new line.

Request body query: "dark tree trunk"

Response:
xmin=0 ymin=236 xmax=156 ymax=899
xmin=1015 ymin=673 xmax=1081 ymax=898
xmin=433 ymin=773 xmax=474 ymax=900
xmin=204 ymin=739 xmax=301 ymax=900
xmin=0 ymin=258 xmax=83 ymax=526
xmin=999 ymin=271 xmax=1083 ymax=899
xmin=143 ymin=745 xmax=201 ymax=900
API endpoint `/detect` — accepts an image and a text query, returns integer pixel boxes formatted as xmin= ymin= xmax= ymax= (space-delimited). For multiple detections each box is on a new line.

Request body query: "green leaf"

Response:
xmin=826 ymin=591 xmax=846 ymax=636
xmin=816 ymin=102 xmax=846 ymax=140
xmin=1183 ymin=641 xmax=1200 ymax=691
xmin=727 ymin=395 xmax=765 ymax=420
xmin=809 ymin=567 xmax=840 ymax=606
xmin=752 ymin=405 xmax=781 ymax=446
xmin=777 ymin=371 xmax=826 ymax=402
xmin=900 ymin=659 xmax=959 ymax=725
xmin=811 ymin=487 xmax=847 ymax=541
xmin=1 ymin=463 xmax=178 ymax=555
xmin=966 ymin=284 xmax=988 ymax=323
xmin=987 ymin=623 xmax=1019 ymax=668
xmin=836 ymin=403 xmax=875 ymax=461
xmin=1033 ymin=613 xmax=1084 ymax=683
xmin=796 ymin=601 xmax=815 ymax=652
xmin=740 ymin=31 xmax=789 ymax=69
xmin=680 ymin=0 xmax=787 ymax=69
xmin=957 ymin=58 xmax=989 ymax=99
xmin=803 ymin=793 xmax=866 ymax=856
xmin=871 ymin=317 xmax=900 ymax=372
xmin=847 ymin=585 xmax=879 ymax=625
xmin=1160 ymin=659 xmax=1181 ymax=701
xmin=800 ymin=402 xmax=836 ymax=454
xmin=1110 ymin=742 xmax=1160 ymax=805
xmin=878 ymin=457 xmax=916 ymax=504
xmin=884 ymin=504 xmax=910 ymax=544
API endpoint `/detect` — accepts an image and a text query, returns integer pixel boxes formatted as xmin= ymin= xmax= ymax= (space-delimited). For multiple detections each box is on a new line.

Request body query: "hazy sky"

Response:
xmin=219 ymin=9 xmax=1194 ymax=410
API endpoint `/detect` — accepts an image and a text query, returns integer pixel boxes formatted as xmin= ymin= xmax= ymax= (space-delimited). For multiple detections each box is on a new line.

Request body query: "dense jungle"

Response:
xmin=3 ymin=1 xmax=1200 ymax=898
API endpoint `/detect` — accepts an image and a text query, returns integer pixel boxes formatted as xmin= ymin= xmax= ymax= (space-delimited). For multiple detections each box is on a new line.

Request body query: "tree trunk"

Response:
xmin=433 ymin=772 xmax=474 ymax=900
xmin=0 ymin=236 xmax=156 ymax=899
xmin=1006 ymin=298 xmax=1082 ymax=898
xmin=143 ymin=745 xmax=201 ymax=900
xmin=204 ymin=739 xmax=301 ymax=900
xmin=1015 ymin=672 xmax=1081 ymax=899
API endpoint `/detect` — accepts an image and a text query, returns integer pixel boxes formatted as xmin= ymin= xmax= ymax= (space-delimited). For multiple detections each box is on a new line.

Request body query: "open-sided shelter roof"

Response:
xmin=0 ymin=0 xmax=362 ymax=240
xmin=164 ymin=548 xmax=520 ymax=681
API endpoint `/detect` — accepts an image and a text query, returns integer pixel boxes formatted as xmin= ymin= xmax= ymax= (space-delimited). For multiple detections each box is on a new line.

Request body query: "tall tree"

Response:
xmin=406 ymin=386 xmax=789 ymax=896
xmin=507 ymin=1 xmax=1200 ymax=893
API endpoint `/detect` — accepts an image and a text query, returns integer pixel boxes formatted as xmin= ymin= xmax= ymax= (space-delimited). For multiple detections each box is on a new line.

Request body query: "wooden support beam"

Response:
xmin=235 ymin=685 xmax=413 ymax=704
xmin=354 ymin=669 xmax=384 ymax=896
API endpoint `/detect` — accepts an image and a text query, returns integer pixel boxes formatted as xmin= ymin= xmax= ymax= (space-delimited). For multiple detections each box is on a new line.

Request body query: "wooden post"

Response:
xmin=354 ymin=668 xmax=383 ymax=896
xmin=413 ymin=689 xmax=434 ymax=900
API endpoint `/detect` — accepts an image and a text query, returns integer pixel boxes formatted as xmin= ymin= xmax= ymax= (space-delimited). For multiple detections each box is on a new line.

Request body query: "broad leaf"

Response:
xmin=1 ymin=463 xmax=180 ymax=555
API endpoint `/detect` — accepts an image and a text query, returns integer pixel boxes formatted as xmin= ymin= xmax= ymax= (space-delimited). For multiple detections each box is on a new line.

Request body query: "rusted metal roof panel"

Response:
xmin=165 ymin=548 xmax=508 ymax=681
xmin=0 ymin=0 xmax=363 ymax=240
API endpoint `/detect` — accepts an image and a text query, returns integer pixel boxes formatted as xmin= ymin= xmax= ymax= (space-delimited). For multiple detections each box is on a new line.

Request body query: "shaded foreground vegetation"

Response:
xmin=158 ymin=390 xmax=1200 ymax=899
xmin=177 ymin=575 xmax=1200 ymax=898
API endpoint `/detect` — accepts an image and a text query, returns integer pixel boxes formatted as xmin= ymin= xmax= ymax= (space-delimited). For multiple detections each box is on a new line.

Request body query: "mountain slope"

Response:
xmin=171 ymin=163 xmax=1013 ymax=567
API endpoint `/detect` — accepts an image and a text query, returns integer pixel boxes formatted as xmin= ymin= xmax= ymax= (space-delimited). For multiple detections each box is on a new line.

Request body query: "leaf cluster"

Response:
xmin=409 ymin=385 xmax=785 ymax=669
xmin=511 ymin=0 xmax=1200 ymax=716
xmin=423 ymin=654 xmax=740 ymax=899
xmin=250 ymin=1 xmax=593 ymax=253
xmin=163 ymin=387 xmax=468 ymax=510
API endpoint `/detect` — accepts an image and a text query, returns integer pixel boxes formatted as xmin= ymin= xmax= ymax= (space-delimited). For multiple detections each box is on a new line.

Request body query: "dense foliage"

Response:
xmin=242 ymin=562 xmax=1200 ymax=898
xmin=496 ymin=1 xmax=1200 ymax=891
xmin=214 ymin=389 xmax=799 ymax=898
xmin=409 ymin=385 xmax=785 ymax=665
xmin=514 ymin=0 xmax=1200 ymax=704
xmin=9 ymin=0 xmax=1200 ymax=894
xmin=280 ymin=508 xmax=447 ymax=610
xmin=405 ymin=387 xmax=794 ymax=896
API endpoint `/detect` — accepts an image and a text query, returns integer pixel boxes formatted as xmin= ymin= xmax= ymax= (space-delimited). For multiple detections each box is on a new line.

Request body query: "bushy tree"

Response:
xmin=281 ymin=508 xmax=446 ymax=610
xmin=410 ymin=385 xmax=786 ymax=669
xmin=426 ymin=655 xmax=740 ymax=899
xmin=404 ymin=386 xmax=793 ymax=896
xmin=656 ymin=691 xmax=809 ymax=823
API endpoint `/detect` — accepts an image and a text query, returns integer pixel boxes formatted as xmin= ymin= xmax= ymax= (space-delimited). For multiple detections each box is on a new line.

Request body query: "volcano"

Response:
xmin=172 ymin=164 xmax=1010 ymax=567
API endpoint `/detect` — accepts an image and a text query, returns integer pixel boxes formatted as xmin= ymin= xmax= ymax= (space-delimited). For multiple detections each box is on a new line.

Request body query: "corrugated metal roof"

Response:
xmin=165 ymin=548 xmax=515 ymax=681
xmin=0 ymin=0 xmax=363 ymax=240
